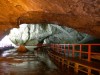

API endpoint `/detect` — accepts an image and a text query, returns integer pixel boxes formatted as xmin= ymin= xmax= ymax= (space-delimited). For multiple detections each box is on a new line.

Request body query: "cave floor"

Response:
xmin=0 ymin=50 xmax=76 ymax=75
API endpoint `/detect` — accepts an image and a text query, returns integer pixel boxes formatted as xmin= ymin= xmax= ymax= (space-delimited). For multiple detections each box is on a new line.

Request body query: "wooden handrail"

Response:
xmin=49 ymin=44 xmax=100 ymax=62
xmin=48 ymin=50 xmax=100 ymax=75
xmin=35 ymin=43 xmax=100 ymax=62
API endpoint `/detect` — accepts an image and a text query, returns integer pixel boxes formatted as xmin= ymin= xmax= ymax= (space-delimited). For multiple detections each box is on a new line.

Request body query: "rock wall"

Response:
xmin=9 ymin=24 xmax=92 ymax=45
xmin=0 ymin=0 xmax=99 ymax=39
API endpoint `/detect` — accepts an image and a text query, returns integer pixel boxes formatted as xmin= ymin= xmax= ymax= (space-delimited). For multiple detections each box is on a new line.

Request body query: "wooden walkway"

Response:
xmin=48 ymin=50 xmax=100 ymax=75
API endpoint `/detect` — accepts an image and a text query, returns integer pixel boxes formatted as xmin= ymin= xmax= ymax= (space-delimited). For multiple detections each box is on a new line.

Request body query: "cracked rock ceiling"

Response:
xmin=0 ymin=0 xmax=100 ymax=40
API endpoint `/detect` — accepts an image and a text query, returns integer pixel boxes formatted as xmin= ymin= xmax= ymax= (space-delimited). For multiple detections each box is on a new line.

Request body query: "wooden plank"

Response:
xmin=91 ymin=55 xmax=100 ymax=60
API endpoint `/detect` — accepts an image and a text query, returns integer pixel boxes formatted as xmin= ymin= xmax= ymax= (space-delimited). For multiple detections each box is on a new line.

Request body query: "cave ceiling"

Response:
xmin=0 ymin=0 xmax=100 ymax=39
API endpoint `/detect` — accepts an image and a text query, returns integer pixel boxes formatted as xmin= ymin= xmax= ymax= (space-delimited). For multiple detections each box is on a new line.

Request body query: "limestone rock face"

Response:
xmin=0 ymin=0 xmax=99 ymax=39
xmin=9 ymin=24 xmax=39 ymax=45
xmin=9 ymin=24 xmax=92 ymax=45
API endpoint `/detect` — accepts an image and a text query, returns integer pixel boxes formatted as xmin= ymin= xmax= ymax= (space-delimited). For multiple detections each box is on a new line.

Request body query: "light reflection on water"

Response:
xmin=1 ymin=46 xmax=37 ymax=57
xmin=0 ymin=48 xmax=62 ymax=75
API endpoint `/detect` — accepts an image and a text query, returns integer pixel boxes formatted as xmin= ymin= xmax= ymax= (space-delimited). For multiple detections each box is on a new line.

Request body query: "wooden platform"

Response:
xmin=48 ymin=50 xmax=100 ymax=75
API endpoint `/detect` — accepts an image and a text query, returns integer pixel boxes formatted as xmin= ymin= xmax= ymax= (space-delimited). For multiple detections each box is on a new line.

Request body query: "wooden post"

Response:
xmin=59 ymin=44 xmax=61 ymax=54
xmin=55 ymin=44 xmax=57 ymax=52
xmin=68 ymin=44 xmax=70 ymax=57
xmin=80 ymin=44 xmax=82 ymax=59
xmin=67 ymin=60 xmax=70 ymax=68
xmin=74 ymin=63 xmax=79 ymax=73
xmin=72 ymin=44 xmax=75 ymax=58
xmin=88 ymin=67 xmax=91 ymax=75
xmin=62 ymin=59 xmax=64 ymax=70
xmin=58 ymin=44 xmax=59 ymax=53
xmin=64 ymin=44 xmax=66 ymax=56
xmin=88 ymin=44 xmax=91 ymax=62
xmin=53 ymin=44 xmax=55 ymax=51
xmin=52 ymin=44 xmax=53 ymax=50
xmin=57 ymin=44 xmax=58 ymax=53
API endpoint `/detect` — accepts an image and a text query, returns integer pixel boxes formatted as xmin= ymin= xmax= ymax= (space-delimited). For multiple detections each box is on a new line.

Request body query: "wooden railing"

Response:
xmin=50 ymin=44 xmax=100 ymax=62
xmin=36 ymin=44 xmax=100 ymax=75
xmin=48 ymin=50 xmax=100 ymax=75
